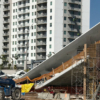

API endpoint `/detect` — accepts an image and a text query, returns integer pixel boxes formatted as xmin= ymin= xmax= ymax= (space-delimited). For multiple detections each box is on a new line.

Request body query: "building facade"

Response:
xmin=0 ymin=0 xmax=3 ymax=64
xmin=2 ymin=0 xmax=12 ymax=66
xmin=2 ymin=0 xmax=90 ymax=67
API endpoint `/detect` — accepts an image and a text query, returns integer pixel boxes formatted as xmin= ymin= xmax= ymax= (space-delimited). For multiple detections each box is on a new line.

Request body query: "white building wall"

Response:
xmin=46 ymin=0 xmax=63 ymax=58
xmin=29 ymin=0 xmax=37 ymax=61
xmin=0 ymin=0 xmax=3 ymax=64
xmin=54 ymin=0 xmax=63 ymax=53
xmin=82 ymin=0 xmax=90 ymax=33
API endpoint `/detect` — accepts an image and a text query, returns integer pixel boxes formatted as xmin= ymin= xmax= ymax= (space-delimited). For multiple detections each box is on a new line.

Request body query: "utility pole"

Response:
xmin=84 ymin=44 xmax=87 ymax=100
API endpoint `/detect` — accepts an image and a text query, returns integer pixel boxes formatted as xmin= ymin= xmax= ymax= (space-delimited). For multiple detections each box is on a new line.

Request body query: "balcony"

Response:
xmin=18 ymin=23 xmax=30 ymax=27
xmin=37 ymin=27 xmax=46 ymax=32
xmin=3 ymin=19 xmax=10 ymax=24
xmin=68 ymin=0 xmax=81 ymax=5
xmin=3 ymin=39 xmax=9 ymax=43
xmin=3 ymin=13 xmax=10 ymax=17
xmin=18 ymin=16 xmax=29 ymax=21
xmin=68 ymin=35 xmax=78 ymax=40
xmin=36 ymin=41 xmax=46 ymax=46
xmin=68 ymin=6 xmax=81 ymax=11
xmin=36 ymin=49 xmax=46 ymax=53
xmin=18 ymin=10 xmax=30 ymax=14
xmin=4 ymin=1 xmax=10 ymax=5
xmin=37 ymin=6 xmax=47 ymax=11
xmin=2 ymin=51 xmax=9 ymax=55
xmin=3 ymin=26 xmax=10 ymax=30
xmin=68 ymin=20 xmax=81 ymax=25
xmin=68 ymin=28 xmax=78 ymax=32
xmin=18 ymin=51 xmax=29 ymax=54
xmin=68 ymin=13 xmax=81 ymax=19
xmin=18 ymin=31 xmax=29 ymax=35
xmin=36 ymin=55 xmax=46 ymax=60
xmin=3 ymin=7 xmax=10 ymax=11
xmin=37 ymin=20 xmax=47 ymax=25
xmin=18 ymin=44 xmax=29 ymax=48
xmin=37 ymin=13 xmax=47 ymax=18
xmin=18 ymin=57 xmax=29 ymax=61
xmin=18 ymin=3 xmax=30 ymax=8
xmin=18 ymin=37 xmax=29 ymax=41
xmin=3 ymin=33 xmax=9 ymax=36
xmin=37 ymin=0 xmax=47 ymax=4
xmin=2 ymin=45 xmax=9 ymax=49
xmin=37 ymin=34 xmax=46 ymax=39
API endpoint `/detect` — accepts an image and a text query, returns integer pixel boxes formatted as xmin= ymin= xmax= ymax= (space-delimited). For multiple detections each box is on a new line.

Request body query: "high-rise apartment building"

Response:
xmin=0 ymin=0 xmax=3 ymax=64
xmin=2 ymin=0 xmax=90 ymax=67
xmin=2 ymin=0 xmax=12 ymax=66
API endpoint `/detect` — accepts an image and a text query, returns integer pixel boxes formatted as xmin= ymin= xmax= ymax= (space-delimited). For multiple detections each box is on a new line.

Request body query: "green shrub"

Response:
xmin=8 ymin=64 xmax=11 ymax=69
xmin=14 ymin=65 xmax=16 ymax=69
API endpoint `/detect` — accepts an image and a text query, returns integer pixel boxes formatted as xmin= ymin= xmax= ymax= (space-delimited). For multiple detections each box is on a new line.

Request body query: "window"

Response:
xmin=50 ymin=1 xmax=52 ymax=5
xmin=50 ymin=16 xmax=52 ymax=20
xmin=32 ymin=19 xmax=34 ymax=23
xmin=64 ymin=9 xmax=66 ymax=13
xmin=32 ymin=0 xmax=34 ymax=2
xmin=31 ymin=39 xmax=33 ymax=43
xmin=32 ymin=5 xmax=34 ymax=9
xmin=34 ymin=53 xmax=35 ymax=56
xmin=32 ymin=12 xmax=34 ymax=16
xmin=49 ymin=52 xmax=52 ymax=56
xmin=34 ymin=39 xmax=36 ymax=42
xmin=34 ymin=25 xmax=36 ymax=29
xmin=13 ymin=3 xmax=15 ymax=6
xmin=15 ymin=41 xmax=17 ymax=45
xmin=16 ymin=9 xmax=17 ymax=12
xmin=31 ymin=33 xmax=33 ymax=36
xmin=50 ymin=9 xmax=52 ymax=12
xmin=16 ymin=2 xmax=17 ymax=6
xmin=50 ymin=30 xmax=52 ymax=34
xmin=64 ymin=24 xmax=66 ymax=27
xmin=49 ymin=37 xmax=52 ymax=41
xmin=12 ymin=48 xmax=14 ymax=51
xmin=64 ymin=17 xmax=66 ymax=20
xmin=31 ymin=46 xmax=33 ymax=50
xmin=13 ymin=9 xmax=15 ymax=13
xmin=78 ymin=19 xmax=81 ymax=22
xmin=12 ymin=41 xmax=14 ymax=45
xmin=49 ymin=45 xmax=52 ymax=48
xmin=34 ymin=32 xmax=36 ymax=36
xmin=78 ymin=12 xmax=81 ymax=15
xmin=63 ymin=38 xmax=66 ymax=42
xmin=50 ymin=23 xmax=52 ymax=27
xmin=15 ymin=35 xmax=17 ymax=38
xmin=64 ymin=2 xmax=67 ymax=6
xmin=64 ymin=31 xmax=66 ymax=35
xmin=31 ymin=53 xmax=33 ymax=57
xmin=13 ymin=35 xmax=14 ymax=38
xmin=15 ymin=48 xmax=16 ymax=51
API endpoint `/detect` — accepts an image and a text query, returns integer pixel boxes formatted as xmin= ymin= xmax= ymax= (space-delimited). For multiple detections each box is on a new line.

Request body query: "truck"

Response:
xmin=0 ymin=77 xmax=21 ymax=100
